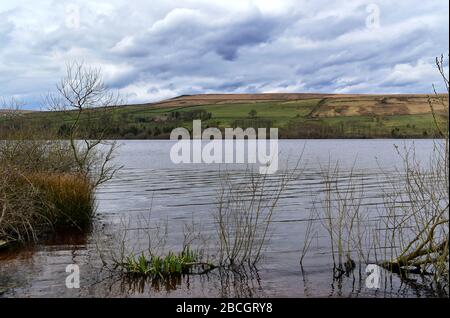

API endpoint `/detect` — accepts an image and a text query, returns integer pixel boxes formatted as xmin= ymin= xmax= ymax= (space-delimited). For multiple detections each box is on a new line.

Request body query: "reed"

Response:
xmin=26 ymin=173 xmax=94 ymax=228
xmin=214 ymin=161 xmax=301 ymax=268
xmin=0 ymin=168 xmax=95 ymax=244
xmin=299 ymin=56 xmax=449 ymax=291
xmin=0 ymin=168 xmax=47 ymax=243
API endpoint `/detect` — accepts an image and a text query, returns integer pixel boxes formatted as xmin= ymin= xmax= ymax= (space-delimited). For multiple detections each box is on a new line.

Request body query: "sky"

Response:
xmin=0 ymin=0 xmax=448 ymax=109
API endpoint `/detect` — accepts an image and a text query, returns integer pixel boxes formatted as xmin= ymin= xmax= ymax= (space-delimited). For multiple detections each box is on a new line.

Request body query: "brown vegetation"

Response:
xmin=310 ymin=94 xmax=448 ymax=118
xmin=0 ymin=62 xmax=121 ymax=248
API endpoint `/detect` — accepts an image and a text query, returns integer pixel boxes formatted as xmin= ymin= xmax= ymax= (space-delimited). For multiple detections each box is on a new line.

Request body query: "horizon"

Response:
xmin=1 ymin=91 xmax=448 ymax=112
xmin=0 ymin=0 xmax=449 ymax=109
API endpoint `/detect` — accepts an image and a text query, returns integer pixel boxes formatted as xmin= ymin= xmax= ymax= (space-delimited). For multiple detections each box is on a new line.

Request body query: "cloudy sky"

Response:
xmin=0 ymin=0 xmax=448 ymax=109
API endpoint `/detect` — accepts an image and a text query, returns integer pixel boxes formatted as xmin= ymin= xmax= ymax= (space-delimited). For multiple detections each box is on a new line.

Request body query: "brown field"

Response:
xmin=127 ymin=93 xmax=448 ymax=118
xmin=1 ymin=93 xmax=447 ymax=118
xmin=129 ymin=93 xmax=345 ymax=109
xmin=310 ymin=94 xmax=448 ymax=118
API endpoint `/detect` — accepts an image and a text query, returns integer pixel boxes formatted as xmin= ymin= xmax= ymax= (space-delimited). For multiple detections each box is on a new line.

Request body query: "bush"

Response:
xmin=0 ymin=139 xmax=97 ymax=245
xmin=0 ymin=168 xmax=47 ymax=243
xmin=1 ymin=62 xmax=120 ymax=247
xmin=0 ymin=140 xmax=78 ymax=173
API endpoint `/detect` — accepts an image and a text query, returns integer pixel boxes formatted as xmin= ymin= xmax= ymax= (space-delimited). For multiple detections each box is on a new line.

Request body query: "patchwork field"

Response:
xmin=0 ymin=93 xmax=448 ymax=139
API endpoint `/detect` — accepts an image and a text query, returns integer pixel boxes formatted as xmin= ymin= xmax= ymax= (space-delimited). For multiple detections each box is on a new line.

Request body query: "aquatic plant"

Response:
xmin=120 ymin=248 xmax=215 ymax=278
xmin=215 ymin=161 xmax=301 ymax=267
xmin=299 ymin=55 xmax=449 ymax=291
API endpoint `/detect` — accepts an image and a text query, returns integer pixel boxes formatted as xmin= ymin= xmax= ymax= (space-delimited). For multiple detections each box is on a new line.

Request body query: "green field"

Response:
xmin=0 ymin=94 xmax=446 ymax=139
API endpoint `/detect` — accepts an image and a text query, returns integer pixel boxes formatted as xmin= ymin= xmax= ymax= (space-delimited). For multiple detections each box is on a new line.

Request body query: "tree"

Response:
xmin=248 ymin=109 xmax=257 ymax=118
xmin=380 ymin=55 xmax=449 ymax=276
xmin=45 ymin=61 xmax=124 ymax=186
xmin=0 ymin=97 xmax=26 ymax=133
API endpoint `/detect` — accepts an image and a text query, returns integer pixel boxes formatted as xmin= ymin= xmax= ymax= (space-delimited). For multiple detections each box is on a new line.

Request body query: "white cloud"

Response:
xmin=384 ymin=60 xmax=438 ymax=85
xmin=0 ymin=0 xmax=448 ymax=108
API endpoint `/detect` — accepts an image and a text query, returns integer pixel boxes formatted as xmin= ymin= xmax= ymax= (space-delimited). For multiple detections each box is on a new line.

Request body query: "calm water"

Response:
xmin=0 ymin=139 xmax=442 ymax=298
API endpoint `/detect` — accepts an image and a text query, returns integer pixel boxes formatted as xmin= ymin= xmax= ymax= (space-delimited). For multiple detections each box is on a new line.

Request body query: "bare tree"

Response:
xmin=429 ymin=54 xmax=449 ymax=139
xmin=45 ymin=61 xmax=124 ymax=186
xmin=0 ymin=97 xmax=26 ymax=134
xmin=379 ymin=55 xmax=449 ymax=281
xmin=302 ymin=56 xmax=449 ymax=291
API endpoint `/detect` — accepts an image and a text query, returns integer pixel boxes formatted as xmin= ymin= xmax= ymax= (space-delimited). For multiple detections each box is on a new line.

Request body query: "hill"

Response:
xmin=0 ymin=93 xmax=447 ymax=139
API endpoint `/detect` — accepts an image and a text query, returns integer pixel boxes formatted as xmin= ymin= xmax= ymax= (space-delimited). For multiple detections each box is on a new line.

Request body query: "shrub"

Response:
xmin=0 ymin=168 xmax=48 ymax=243
xmin=0 ymin=139 xmax=80 ymax=173
xmin=0 ymin=169 xmax=95 ymax=244
xmin=0 ymin=139 xmax=97 ymax=245
xmin=1 ymin=62 xmax=120 ymax=247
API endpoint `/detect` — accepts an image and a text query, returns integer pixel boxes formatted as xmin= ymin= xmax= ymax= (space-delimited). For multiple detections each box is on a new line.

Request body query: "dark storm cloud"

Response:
xmin=214 ymin=15 xmax=278 ymax=60
xmin=0 ymin=0 xmax=448 ymax=108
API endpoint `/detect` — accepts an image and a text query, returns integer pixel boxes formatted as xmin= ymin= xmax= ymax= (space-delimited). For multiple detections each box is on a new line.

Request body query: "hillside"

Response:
xmin=131 ymin=93 xmax=446 ymax=116
xmin=0 ymin=93 xmax=447 ymax=139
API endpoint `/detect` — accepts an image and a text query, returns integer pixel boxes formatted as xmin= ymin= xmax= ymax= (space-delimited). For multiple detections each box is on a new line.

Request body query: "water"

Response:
xmin=0 ymin=139 xmax=443 ymax=298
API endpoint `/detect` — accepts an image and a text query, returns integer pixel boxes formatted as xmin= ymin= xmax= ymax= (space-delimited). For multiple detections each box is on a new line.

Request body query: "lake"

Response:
xmin=0 ymin=139 xmax=442 ymax=298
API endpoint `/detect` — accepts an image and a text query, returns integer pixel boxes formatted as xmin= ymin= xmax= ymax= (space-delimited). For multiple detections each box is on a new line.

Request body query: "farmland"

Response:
xmin=0 ymin=93 xmax=447 ymax=139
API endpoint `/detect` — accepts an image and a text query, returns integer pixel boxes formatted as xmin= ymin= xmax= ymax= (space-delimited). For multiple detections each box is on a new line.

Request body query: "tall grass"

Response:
xmin=26 ymin=173 xmax=94 ymax=228
xmin=0 ymin=139 xmax=97 ymax=245
xmin=0 ymin=168 xmax=49 ymax=243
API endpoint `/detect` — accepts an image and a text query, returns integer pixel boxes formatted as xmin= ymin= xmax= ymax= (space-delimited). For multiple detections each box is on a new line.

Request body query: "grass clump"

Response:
xmin=121 ymin=248 xmax=207 ymax=278
xmin=0 ymin=168 xmax=48 ymax=243
xmin=0 ymin=139 xmax=105 ymax=245
xmin=26 ymin=173 xmax=94 ymax=228
xmin=0 ymin=167 xmax=95 ymax=244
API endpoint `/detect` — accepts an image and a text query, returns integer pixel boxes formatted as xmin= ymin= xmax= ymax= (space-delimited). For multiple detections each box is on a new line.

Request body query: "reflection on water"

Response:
xmin=114 ymin=267 xmax=263 ymax=298
xmin=0 ymin=139 xmax=444 ymax=298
